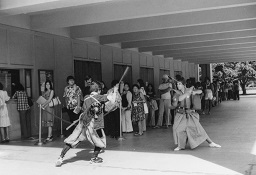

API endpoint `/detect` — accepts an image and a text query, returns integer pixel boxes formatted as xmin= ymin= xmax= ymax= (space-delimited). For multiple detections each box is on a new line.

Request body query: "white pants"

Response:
xmin=121 ymin=110 xmax=133 ymax=132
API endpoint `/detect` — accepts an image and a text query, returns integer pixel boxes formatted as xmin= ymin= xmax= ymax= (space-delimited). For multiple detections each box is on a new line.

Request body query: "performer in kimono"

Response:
xmin=172 ymin=77 xmax=221 ymax=151
xmin=55 ymin=81 xmax=119 ymax=166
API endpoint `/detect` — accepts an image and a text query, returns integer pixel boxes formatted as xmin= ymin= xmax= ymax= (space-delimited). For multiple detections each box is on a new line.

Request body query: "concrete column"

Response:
xmin=200 ymin=64 xmax=212 ymax=82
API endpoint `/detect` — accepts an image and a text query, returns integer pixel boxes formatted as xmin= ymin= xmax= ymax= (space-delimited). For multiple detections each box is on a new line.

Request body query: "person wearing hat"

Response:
xmin=154 ymin=74 xmax=173 ymax=128
xmin=63 ymin=76 xmax=82 ymax=130
xmin=172 ymin=77 xmax=221 ymax=151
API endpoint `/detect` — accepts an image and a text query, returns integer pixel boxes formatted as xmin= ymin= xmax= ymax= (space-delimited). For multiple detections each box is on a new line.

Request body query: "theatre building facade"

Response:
xmin=0 ymin=23 xmax=199 ymax=140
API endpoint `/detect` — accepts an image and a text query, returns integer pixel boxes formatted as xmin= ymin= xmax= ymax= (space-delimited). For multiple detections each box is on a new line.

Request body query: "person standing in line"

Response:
xmin=146 ymin=83 xmax=158 ymax=127
xmin=172 ymin=77 xmax=221 ymax=151
xmin=137 ymin=79 xmax=148 ymax=131
xmin=121 ymin=82 xmax=133 ymax=133
xmin=203 ymin=77 xmax=214 ymax=115
xmin=12 ymin=83 xmax=31 ymax=140
xmin=154 ymin=75 xmax=172 ymax=128
xmin=108 ymin=80 xmax=121 ymax=139
xmin=0 ymin=83 xmax=11 ymax=143
xmin=63 ymin=76 xmax=82 ymax=131
xmin=131 ymin=84 xmax=146 ymax=136
xmin=233 ymin=81 xmax=240 ymax=100
xmin=41 ymin=80 xmax=55 ymax=142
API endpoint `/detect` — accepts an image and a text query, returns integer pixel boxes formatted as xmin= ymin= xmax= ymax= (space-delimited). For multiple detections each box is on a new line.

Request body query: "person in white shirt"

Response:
xmin=154 ymin=75 xmax=172 ymax=128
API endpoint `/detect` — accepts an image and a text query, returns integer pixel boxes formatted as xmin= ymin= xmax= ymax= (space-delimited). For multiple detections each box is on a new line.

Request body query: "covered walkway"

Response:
xmin=0 ymin=95 xmax=256 ymax=175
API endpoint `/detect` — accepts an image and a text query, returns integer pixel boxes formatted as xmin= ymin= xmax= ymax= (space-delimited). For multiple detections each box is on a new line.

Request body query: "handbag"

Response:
xmin=49 ymin=97 xmax=61 ymax=107
xmin=143 ymin=102 xmax=149 ymax=114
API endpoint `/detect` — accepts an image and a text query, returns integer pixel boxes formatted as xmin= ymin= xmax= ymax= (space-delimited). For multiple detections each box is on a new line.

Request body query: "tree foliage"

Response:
xmin=212 ymin=61 xmax=256 ymax=94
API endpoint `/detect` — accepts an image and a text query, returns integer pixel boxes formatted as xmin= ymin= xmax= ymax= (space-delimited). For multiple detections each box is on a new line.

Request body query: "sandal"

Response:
xmin=134 ymin=133 xmax=143 ymax=136
xmin=45 ymin=136 xmax=53 ymax=142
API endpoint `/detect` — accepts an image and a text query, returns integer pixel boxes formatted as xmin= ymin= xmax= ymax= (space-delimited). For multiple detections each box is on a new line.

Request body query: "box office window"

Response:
xmin=74 ymin=60 xmax=102 ymax=90
xmin=0 ymin=69 xmax=20 ymax=96
xmin=140 ymin=67 xmax=154 ymax=86
xmin=114 ymin=64 xmax=132 ymax=86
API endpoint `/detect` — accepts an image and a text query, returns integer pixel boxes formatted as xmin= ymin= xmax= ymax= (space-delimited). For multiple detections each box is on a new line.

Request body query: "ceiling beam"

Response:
xmin=121 ymin=28 xmax=256 ymax=49
xmin=101 ymin=19 xmax=256 ymax=44
xmin=174 ymin=50 xmax=256 ymax=60
xmin=153 ymin=42 xmax=256 ymax=55
xmin=30 ymin=0 xmax=256 ymax=29
xmin=69 ymin=4 xmax=256 ymax=38
xmin=139 ymin=36 xmax=256 ymax=52
xmin=0 ymin=0 xmax=117 ymax=17
xmin=193 ymin=57 xmax=256 ymax=64
xmin=164 ymin=47 xmax=256 ymax=58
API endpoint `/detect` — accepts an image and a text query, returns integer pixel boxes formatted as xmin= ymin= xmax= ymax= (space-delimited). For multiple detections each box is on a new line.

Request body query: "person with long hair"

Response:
xmin=172 ymin=77 xmax=221 ymax=151
xmin=0 ymin=82 xmax=11 ymax=143
xmin=121 ymin=82 xmax=133 ymax=133
xmin=131 ymin=84 xmax=146 ymax=136
xmin=12 ymin=83 xmax=31 ymax=139
xmin=146 ymin=83 xmax=158 ymax=127
xmin=137 ymin=79 xmax=148 ymax=131
xmin=41 ymin=80 xmax=55 ymax=142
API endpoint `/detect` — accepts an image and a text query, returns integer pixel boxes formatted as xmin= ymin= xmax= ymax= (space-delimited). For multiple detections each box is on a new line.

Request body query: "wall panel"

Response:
xmin=0 ymin=28 xmax=7 ymax=64
xmin=132 ymin=52 xmax=140 ymax=84
xmin=72 ymin=41 xmax=87 ymax=59
xmin=34 ymin=34 xmax=55 ymax=69
xmin=147 ymin=55 xmax=153 ymax=67
xmin=122 ymin=50 xmax=132 ymax=64
xmin=101 ymin=46 xmax=113 ymax=88
xmin=9 ymin=30 xmax=33 ymax=65
xmin=113 ymin=47 xmax=122 ymax=63
xmin=159 ymin=57 xmax=164 ymax=68
xmin=88 ymin=43 xmax=100 ymax=60
xmin=164 ymin=58 xmax=170 ymax=69
xmin=139 ymin=54 xmax=147 ymax=66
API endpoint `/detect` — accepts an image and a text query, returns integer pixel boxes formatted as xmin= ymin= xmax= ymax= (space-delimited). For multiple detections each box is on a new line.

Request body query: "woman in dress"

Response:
xmin=121 ymin=82 xmax=133 ymax=133
xmin=172 ymin=77 xmax=221 ymax=151
xmin=137 ymin=79 xmax=148 ymax=131
xmin=131 ymin=84 xmax=146 ymax=136
xmin=41 ymin=80 xmax=55 ymax=142
xmin=0 ymin=83 xmax=10 ymax=143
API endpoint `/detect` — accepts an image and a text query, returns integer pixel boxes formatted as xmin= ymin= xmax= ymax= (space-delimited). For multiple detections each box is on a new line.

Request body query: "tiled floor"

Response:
xmin=1 ymin=95 xmax=256 ymax=175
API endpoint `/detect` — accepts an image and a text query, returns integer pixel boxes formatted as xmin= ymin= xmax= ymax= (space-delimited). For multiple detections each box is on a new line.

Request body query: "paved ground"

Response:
xmin=1 ymin=95 xmax=256 ymax=175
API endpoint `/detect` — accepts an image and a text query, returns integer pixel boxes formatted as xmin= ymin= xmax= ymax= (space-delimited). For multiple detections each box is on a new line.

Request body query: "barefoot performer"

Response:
xmin=172 ymin=77 xmax=221 ymax=151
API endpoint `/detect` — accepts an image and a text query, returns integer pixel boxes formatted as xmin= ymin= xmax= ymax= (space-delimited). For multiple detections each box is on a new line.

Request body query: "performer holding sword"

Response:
xmin=56 ymin=68 xmax=129 ymax=166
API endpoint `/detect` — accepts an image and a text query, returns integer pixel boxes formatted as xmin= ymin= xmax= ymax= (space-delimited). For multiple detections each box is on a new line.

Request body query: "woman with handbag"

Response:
xmin=137 ymin=79 xmax=148 ymax=131
xmin=131 ymin=84 xmax=146 ymax=136
xmin=41 ymin=80 xmax=55 ymax=142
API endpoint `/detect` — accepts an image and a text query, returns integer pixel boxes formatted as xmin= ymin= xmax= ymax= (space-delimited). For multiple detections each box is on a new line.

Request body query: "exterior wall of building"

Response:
xmin=0 ymin=23 xmax=198 ymax=137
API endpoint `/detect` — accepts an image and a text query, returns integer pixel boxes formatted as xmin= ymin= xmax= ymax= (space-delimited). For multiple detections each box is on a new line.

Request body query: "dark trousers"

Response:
xmin=19 ymin=110 xmax=31 ymax=138
xmin=94 ymin=129 xmax=103 ymax=157
xmin=109 ymin=109 xmax=120 ymax=138
xmin=66 ymin=108 xmax=80 ymax=132
xmin=234 ymin=91 xmax=240 ymax=100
